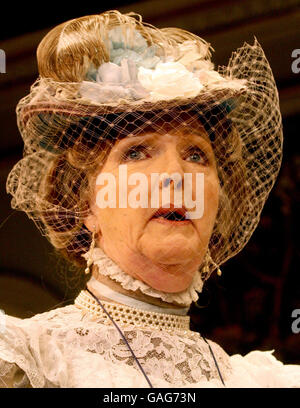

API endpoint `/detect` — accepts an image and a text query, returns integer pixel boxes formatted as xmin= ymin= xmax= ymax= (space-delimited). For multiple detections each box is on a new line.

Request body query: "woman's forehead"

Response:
xmin=120 ymin=123 xmax=210 ymax=144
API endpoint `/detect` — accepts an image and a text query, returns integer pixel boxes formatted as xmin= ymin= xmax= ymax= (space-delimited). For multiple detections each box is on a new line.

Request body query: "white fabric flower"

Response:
xmin=197 ymin=69 xmax=224 ymax=85
xmin=96 ymin=62 xmax=123 ymax=83
xmin=138 ymin=61 xmax=204 ymax=101
xmin=196 ymin=69 xmax=248 ymax=90
xmin=80 ymin=59 xmax=149 ymax=104
xmin=176 ymin=40 xmax=214 ymax=71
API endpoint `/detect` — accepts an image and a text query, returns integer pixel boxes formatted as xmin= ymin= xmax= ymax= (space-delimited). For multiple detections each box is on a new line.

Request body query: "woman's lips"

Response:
xmin=151 ymin=216 xmax=192 ymax=226
xmin=150 ymin=204 xmax=191 ymax=226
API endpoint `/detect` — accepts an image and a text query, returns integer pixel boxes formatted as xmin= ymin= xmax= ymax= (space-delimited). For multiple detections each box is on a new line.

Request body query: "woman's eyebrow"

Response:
xmin=116 ymin=129 xmax=212 ymax=152
xmin=185 ymin=132 xmax=208 ymax=141
xmin=180 ymin=132 xmax=215 ymax=156
xmin=118 ymin=133 xmax=160 ymax=146
xmin=123 ymin=129 xmax=209 ymax=142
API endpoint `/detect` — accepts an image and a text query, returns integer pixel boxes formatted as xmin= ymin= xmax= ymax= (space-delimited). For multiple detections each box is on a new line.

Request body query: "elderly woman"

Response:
xmin=0 ymin=10 xmax=299 ymax=388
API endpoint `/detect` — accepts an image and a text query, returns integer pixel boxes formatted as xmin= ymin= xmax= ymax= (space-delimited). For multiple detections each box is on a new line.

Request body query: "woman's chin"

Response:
xmin=142 ymin=278 xmax=193 ymax=293
xmin=138 ymin=237 xmax=200 ymax=265
xmin=136 ymin=263 xmax=197 ymax=293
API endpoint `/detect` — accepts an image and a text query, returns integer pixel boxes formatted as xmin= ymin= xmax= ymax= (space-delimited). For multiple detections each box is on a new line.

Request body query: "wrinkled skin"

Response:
xmin=85 ymin=124 xmax=220 ymax=294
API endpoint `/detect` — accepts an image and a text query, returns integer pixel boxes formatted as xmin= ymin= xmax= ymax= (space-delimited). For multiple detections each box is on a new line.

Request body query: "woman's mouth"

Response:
xmin=150 ymin=207 xmax=192 ymax=226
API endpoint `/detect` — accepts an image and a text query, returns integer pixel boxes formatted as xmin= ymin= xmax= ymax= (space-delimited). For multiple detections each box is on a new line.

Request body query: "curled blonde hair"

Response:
xmin=37 ymin=11 xmax=213 ymax=83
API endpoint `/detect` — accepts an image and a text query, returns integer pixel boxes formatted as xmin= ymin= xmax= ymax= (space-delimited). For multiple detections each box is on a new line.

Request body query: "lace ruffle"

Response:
xmin=82 ymin=247 xmax=203 ymax=306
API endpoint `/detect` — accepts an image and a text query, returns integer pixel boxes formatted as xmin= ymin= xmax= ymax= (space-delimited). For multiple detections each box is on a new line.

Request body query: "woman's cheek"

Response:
xmin=202 ymin=173 xmax=220 ymax=223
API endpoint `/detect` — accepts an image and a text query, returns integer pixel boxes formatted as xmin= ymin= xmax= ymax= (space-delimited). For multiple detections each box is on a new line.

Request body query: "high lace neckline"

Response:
xmin=86 ymin=276 xmax=190 ymax=315
xmin=82 ymin=246 xmax=204 ymax=306
xmin=74 ymin=289 xmax=191 ymax=332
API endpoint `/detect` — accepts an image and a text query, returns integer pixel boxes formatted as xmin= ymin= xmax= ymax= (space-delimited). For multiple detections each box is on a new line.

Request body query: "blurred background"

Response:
xmin=0 ymin=0 xmax=299 ymax=363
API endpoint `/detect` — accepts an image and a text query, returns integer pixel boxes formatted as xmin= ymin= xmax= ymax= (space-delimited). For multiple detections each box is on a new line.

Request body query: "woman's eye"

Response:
xmin=184 ymin=146 xmax=208 ymax=164
xmin=121 ymin=144 xmax=151 ymax=161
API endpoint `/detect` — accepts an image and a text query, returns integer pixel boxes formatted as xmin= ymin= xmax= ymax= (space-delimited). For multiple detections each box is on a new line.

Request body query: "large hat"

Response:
xmin=6 ymin=10 xmax=283 ymax=278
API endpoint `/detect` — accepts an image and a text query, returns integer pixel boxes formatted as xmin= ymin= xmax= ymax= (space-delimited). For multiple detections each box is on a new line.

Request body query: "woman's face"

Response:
xmin=86 ymin=122 xmax=220 ymax=293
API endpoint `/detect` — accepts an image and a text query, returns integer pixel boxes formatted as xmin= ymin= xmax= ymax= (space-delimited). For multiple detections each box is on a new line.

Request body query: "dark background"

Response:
xmin=0 ymin=0 xmax=299 ymax=363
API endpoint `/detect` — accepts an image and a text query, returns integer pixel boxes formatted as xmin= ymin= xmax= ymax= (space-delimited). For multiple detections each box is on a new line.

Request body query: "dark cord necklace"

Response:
xmin=85 ymin=286 xmax=225 ymax=388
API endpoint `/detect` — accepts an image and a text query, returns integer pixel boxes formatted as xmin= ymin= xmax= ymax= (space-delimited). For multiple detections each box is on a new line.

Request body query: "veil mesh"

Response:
xmin=6 ymin=10 xmax=283 ymax=282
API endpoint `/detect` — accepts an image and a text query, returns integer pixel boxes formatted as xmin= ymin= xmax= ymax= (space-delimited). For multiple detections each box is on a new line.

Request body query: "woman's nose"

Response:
xmin=162 ymin=176 xmax=182 ymax=190
xmin=156 ymin=145 xmax=185 ymax=189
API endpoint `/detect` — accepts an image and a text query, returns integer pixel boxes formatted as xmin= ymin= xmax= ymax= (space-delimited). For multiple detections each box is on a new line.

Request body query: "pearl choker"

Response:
xmin=74 ymin=289 xmax=190 ymax=332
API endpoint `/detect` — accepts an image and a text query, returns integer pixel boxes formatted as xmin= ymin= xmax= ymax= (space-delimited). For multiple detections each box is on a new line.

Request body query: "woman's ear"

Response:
xmin=84 ymin=213 xmax=100 ymax=234
xmin=84 ymin=212 xmax=104 ymax=249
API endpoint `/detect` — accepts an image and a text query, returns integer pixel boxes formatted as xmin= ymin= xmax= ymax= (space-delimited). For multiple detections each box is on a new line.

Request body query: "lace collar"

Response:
xmin=82 ymin=246 xmax=203 ymax=307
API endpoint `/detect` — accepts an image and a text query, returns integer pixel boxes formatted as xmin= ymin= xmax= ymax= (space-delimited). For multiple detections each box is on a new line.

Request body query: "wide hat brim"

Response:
xmin=18 ymin=85 xmax=246 ymax=155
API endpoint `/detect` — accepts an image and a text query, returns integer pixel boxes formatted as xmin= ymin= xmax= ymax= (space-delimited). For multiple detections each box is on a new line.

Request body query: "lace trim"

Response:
xmin=82 ymin=247 xmax=203 ymax=306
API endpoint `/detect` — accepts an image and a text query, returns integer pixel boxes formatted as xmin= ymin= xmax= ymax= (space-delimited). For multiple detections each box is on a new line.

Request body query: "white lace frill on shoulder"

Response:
xmin=1 ymin=305 xmax=300 ymax=388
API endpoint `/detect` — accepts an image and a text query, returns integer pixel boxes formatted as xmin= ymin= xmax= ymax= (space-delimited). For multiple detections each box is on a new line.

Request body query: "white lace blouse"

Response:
xmin=0 ymin=302 xmax=300 ymax=388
